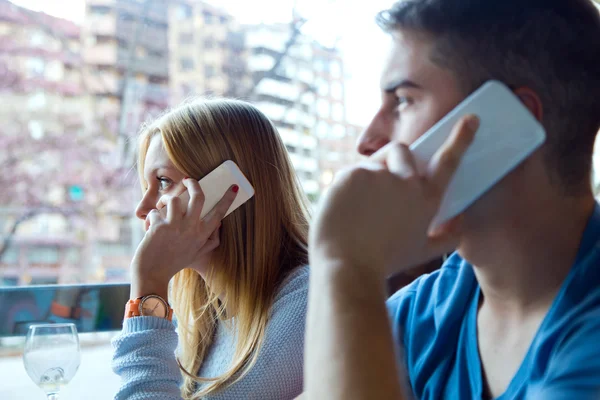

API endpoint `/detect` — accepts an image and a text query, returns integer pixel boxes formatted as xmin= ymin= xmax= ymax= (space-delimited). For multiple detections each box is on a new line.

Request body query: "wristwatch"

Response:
xmin=124 ymin=294 xmax=173 ymax=321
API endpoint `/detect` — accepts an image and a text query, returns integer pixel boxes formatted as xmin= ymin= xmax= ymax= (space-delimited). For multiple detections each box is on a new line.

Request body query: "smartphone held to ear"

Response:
xmin=409 ymin=80 xmax=546 ymax=229
xmin=158 ymin=160 xmax=254 ymax=220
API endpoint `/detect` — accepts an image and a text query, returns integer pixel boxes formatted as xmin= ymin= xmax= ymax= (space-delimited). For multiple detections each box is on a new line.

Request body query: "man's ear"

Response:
xmin=513 ymin=87 xmax=544 ymax=122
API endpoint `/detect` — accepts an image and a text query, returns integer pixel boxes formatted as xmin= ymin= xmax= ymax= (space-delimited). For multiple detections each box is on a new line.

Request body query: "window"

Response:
xmin=176 ymin=4 xmax=192 ymax=19
xmin=179 ymin=33 xmax=193 ymax=45
xmin=181 ymin=83 xmax=195 ymax=96
xmin=28 ymin=246 xmax=60 ymax=264
xmin=316 ymin=121 xmax=330 ymax=138
xmin=330 ymin=60 xmax=342 ymax=78
xmin=28 ymin=120 xmax=44 ymax=139
xmin=28 ymin=91 xmax=47 ymax=110
xmin=203 ymin=11 xmax=213 ymax=24
xmin=333 ymin=124 xmax=346 ymax=138
xmin=89 ymin=5 xmax=111 ymax=15
xmin=317 ymin=99 xmax=330 ymax=119
xmin=205 ymin=64 xmax=215 ymax=77
xmin=330 ymin=81 xmax=343 ymax=100
xmin=26 ymin=57 xmax=45 ymax=77
xmin=30 ymin=30 xmax=45 ymax=46
xmin=316 ymin=78 xmax=329 ymax=96
xmin=332 ymin=103 xmax=345 ymax=122
xmin=180 ymin=57 xmax=194 ymax=71
xmin=204 ymin=38 xmax=215 ymax=49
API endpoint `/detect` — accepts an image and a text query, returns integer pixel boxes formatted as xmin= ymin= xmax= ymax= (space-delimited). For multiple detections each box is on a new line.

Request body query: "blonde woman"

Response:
xmin=111 ymin=99 xmax=310 ymax=399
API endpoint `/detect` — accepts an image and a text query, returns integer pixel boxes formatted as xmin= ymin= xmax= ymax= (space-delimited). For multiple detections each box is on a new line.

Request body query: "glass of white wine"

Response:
xmin=23 ymin=323 xmax=81 ymax=399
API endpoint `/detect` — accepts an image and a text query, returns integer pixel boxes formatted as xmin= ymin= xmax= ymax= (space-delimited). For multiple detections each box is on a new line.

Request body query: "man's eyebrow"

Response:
xmin=382 ymin=79 xmax=423 ymax=93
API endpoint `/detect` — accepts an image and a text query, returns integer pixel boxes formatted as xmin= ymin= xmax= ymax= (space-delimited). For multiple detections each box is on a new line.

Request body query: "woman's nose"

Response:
xmin=135 ymin=192 xmax=156 ymax=221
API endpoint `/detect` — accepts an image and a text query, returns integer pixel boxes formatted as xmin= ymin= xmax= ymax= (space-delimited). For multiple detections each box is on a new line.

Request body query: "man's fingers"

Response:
xmin=386 ymin=142 xmax=418 ymax=179
xmin=426 ymin=227 xmax=461 ymax=260
xmin=428 ymin=214 xmax=464 ymax=238
xmin=202 ymin=185 xmax=239 ymax=229
xmin=428 ymin=115 xmax=479 ymax=197
xmin=369 ymin=142 xmax=395 ymax=165
xmin=183 ymin=178 xmax=205 ymax=220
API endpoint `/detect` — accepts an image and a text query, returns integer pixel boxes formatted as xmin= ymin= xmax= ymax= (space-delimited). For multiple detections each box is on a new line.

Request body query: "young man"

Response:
xmin=304 ymin=0 xmax=600 ymax=399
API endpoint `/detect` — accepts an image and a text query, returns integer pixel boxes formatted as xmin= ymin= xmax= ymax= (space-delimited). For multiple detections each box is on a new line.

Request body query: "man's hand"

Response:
xmin=310 ymin=115 xmax=479 ymax=278
xmin=304 ymin=114 xmax=479 ymax=400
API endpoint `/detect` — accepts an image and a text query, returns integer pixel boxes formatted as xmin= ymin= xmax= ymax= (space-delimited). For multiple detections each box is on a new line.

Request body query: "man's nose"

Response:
xmin=356 ymin=112 xmax=394 ymax=157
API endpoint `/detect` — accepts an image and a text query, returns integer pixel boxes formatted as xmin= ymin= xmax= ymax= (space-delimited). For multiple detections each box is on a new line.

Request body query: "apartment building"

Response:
xmin=0 ymin=0 xmax=86 ymax=139
xmin=81 ymin=0 xmax=170 ymax=139
xmin=0 ymin=0 xmax=90 ymax=285
xmin=243 ymin=22 xmax=321 ymax=199
xmin=310 ymin=41 xmax=363 ymax=192
xmin=244 ymin=23 xmax=363 ymax=199
xmin=169 ymin=0 xmax=249 ymax=103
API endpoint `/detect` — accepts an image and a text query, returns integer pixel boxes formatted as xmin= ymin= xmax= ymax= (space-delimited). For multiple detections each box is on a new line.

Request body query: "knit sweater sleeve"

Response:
xmin=111 ymin=316 xmax=183 ymax=400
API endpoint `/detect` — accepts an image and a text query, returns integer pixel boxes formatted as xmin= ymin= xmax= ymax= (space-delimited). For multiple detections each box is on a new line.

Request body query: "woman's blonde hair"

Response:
xmin=137 ymin=98 xmax=310 ymax=398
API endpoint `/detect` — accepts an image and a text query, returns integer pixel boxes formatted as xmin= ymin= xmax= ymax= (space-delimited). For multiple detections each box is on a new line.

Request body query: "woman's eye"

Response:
xmin=157 ymin=177 xmax=172 ymax=190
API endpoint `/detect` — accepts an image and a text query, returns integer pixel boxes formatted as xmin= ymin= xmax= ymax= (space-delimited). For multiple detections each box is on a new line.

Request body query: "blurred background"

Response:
xmin=0 ymin=0 xmax=599 ymax=397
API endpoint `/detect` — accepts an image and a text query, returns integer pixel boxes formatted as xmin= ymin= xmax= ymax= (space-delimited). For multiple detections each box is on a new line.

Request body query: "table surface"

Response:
xmin=0 ymin=343 xmax=121 ymax=400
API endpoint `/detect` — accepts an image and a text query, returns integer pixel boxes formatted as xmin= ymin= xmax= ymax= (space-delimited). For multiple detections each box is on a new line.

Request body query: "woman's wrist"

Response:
xmin=130 ymin=275 xmax=170 ymax=301
xmin=130 ymin=259 xmax=170 ymax=300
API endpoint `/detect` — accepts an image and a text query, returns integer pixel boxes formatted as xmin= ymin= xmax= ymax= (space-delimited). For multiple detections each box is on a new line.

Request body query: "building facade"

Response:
xmin=168 ymin=0 xmax=249 ymax=103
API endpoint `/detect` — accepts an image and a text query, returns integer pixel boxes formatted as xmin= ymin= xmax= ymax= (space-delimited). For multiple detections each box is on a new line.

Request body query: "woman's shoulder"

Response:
xmin=270 ymin=265 xmax=309 ymax=316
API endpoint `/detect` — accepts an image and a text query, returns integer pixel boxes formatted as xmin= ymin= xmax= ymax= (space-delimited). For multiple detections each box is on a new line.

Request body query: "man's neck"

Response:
xmin=459 ymin=194 xmax=596 ymax=317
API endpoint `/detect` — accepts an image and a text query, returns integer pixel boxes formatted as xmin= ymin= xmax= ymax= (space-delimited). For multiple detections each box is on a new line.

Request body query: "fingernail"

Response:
xmin=232 ymin=185 xmax=239 ymax=193
xmin=468 ymin=116 xmax=480 ymax=132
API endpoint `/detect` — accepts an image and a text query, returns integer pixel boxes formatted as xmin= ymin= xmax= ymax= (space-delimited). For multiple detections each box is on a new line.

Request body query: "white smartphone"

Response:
xmin=409 ymin=80 xmax=546 ymax=229
xmin=158 ymin=160 xmax=255 ymax=219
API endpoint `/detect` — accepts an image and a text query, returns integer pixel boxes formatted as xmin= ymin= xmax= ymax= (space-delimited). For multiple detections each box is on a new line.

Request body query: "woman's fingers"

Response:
xmin=166 ymin=195 xmax=183 ymax=222
xmin=183 ymin=178 xmax=206 ymax=221
xmin=202 ymin=185 xmax=239 ymax=231
xmin=146 ymin=209 xmax=162 ymax=228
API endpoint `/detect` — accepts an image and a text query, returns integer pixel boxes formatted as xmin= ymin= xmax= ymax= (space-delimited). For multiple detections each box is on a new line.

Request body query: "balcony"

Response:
xmin=226 ymin=31 xmax=245 ymax=51
xmin=87 ymin=16 xmax=117 ymax=36
xmin=115 ymin=21 xmax=168 ymax=52
xmin=116 ymin=49 xmax=168 ymax=78
xmin=143 ymin=83 xmax=169 ymax=106
xmin=83 ymin=44 xmax=118 ymax=65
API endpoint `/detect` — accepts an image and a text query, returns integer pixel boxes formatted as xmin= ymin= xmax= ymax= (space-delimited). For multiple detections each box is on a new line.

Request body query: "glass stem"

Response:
xmin=47 ymin=394 xmax=59 ymax=400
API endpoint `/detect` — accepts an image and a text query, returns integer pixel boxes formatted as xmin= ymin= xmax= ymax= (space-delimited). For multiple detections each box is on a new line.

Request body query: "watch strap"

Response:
xmin=124 ymin=295 xmax=173 ymax=321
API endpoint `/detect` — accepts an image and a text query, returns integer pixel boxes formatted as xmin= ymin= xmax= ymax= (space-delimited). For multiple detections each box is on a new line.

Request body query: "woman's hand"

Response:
xmin=130 ymin=179 xmax=239 ymax=299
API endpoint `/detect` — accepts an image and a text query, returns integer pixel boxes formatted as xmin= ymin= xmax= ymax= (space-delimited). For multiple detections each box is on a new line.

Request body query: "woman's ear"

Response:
xmin=513 ymin=87 xmax=544 ymax=122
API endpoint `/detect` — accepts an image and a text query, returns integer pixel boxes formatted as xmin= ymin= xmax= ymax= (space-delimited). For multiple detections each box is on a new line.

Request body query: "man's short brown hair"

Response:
xmin=378 ymin=0 xmax=600 ymax=195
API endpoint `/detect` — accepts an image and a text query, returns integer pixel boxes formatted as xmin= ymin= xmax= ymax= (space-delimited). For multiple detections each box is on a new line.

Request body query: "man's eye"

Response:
xmin=157 ymin=177 xmax=172 ymax=190
xmin=397 ymin=96 xmax=413 ymax=110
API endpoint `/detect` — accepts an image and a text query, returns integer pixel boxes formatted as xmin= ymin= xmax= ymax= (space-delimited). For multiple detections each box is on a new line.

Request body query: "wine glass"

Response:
xmin=23 ymin=323 xmax=81 ymax=399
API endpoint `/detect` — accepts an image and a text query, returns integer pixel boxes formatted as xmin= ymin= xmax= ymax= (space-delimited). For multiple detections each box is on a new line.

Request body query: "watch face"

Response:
xmin=140 ymin=296 xmax=167 ymax=318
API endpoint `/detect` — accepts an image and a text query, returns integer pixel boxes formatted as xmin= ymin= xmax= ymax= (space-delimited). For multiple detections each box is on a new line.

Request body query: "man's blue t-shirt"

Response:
xmin=387 ymin=203 xmax=600 ymax=399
